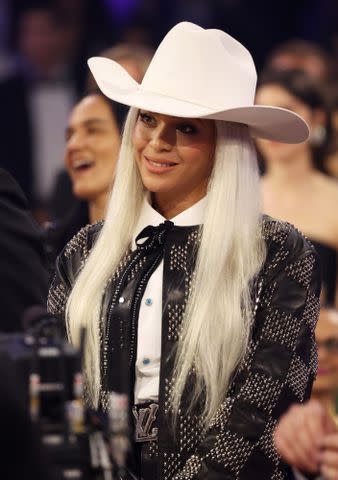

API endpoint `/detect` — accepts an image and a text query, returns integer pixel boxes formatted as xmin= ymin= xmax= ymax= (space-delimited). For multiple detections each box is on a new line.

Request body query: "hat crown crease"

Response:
xmin=141 ymin=23 xmax=256 ymax=110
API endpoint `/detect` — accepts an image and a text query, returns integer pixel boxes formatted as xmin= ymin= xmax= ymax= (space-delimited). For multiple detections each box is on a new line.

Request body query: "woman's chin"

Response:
xmin=72 ymin=184 xmax=96 ymax=202
xmin=142 ymin=180 xmax=177 ymax=196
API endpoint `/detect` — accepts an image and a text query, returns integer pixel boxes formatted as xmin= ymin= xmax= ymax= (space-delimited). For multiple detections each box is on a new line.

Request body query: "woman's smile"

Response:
xmin=65 ymin=94 xmax=120 ymax=201
xmin=144 ymin=155 xmax=179 ymax=173
xmin=69 ymin=157 xmax=95 ymax=177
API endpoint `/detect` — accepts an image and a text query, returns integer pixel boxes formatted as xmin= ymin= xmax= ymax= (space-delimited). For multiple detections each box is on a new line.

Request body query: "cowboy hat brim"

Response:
xmin=88 ymin=57 xmax=309 ymax=144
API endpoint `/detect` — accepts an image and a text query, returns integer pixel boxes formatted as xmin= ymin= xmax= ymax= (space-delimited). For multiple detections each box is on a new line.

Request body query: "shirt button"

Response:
xmin=142 ymin=358 xmax=150 ymax=365
xmin=145 ymin=298 xmax=153 ymax=306
xmin=118 ymin=297 xmax=125 ymax=303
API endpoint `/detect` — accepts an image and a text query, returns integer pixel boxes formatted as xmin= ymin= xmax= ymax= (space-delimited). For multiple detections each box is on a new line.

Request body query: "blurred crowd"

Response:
xmin=1 ymin=1 xmax=338 ymax=477
xmin=0 ymin=0 xmax=155 ymax=221
xmin=0 ymin=1 xmax=337 ymax=226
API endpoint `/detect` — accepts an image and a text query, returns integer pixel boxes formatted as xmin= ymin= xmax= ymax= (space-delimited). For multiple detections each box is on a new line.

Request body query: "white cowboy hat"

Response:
xmin=88 ymin=22 xmax=309 ymax=143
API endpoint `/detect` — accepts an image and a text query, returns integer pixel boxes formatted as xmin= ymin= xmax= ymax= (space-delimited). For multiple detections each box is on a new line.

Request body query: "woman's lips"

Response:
xmin=72 ymin=161 xmax=95 ymax=177
xmin=144 ymin=155 xmax=178 ymax=174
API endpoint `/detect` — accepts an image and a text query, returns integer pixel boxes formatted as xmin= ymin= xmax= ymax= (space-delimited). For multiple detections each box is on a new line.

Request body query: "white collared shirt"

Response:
xmin=132 ymin=196 xmax=206 ymax=404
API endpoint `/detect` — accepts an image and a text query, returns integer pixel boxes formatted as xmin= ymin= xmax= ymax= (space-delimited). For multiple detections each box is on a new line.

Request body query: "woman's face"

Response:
xmin=312 ymin=309 xmax=338 ymax=397
xmin=255 ymin=84 xmax=315 ymax=163
xmin=65 ymin=94 xmax=120 ymax=201
xmin=132 ymin=111 xmax=215 ymax=206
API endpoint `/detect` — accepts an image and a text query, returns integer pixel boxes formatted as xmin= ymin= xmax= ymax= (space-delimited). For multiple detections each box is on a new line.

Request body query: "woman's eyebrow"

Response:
xmin=82 ymin=118 xmax=109 ymax=127
xmin=65 ymin=118 xmax=108 ymax=136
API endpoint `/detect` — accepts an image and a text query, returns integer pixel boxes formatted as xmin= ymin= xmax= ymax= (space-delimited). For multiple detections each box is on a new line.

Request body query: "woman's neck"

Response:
xmin=152 ymin=189 xmax=206 ymax=219
xmin=264 ymin=150 xmax=315 ymax=187
xmin=88 ymin=191 xmax=110 ymax=223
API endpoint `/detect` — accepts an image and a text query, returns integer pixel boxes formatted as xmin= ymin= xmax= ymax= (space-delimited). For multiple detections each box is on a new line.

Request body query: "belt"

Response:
xmin=132 ymin=402 xmax=159 ymax=443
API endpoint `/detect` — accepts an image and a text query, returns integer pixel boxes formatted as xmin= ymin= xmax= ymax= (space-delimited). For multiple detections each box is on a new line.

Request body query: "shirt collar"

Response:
xmin=132 ymin=195 xmax=206 ymax=249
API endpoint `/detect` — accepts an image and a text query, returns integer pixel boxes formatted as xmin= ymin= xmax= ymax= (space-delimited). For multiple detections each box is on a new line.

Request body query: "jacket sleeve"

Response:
xmin=47 ymin=224 xmax=92 ymax=320
xmin=173 ymin=229 xmax=321 ymax=480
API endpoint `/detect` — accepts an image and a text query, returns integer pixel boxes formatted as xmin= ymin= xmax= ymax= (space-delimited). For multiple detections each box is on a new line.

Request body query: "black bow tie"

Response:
xmin=135 ymin=220 xmax=174 ymax=252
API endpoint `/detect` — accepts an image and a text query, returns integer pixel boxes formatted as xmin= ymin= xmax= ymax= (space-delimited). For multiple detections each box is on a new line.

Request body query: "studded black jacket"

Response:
xmin=48 ymin=215 xmax=321 ymax=480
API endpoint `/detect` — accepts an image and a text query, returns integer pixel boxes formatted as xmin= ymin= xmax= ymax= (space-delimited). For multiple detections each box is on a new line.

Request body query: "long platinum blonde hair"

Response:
xmin=66 ymin=107 xmax=266 ymax=426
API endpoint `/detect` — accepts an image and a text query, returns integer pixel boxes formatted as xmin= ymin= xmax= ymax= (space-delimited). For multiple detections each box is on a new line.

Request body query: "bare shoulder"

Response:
xmin=316 ymin=173 xmax=338 ymax=199
xmin=316 ymin=174 xmax=338 ymax=236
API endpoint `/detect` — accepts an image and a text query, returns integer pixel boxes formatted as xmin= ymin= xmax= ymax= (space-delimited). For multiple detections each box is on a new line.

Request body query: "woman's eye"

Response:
xmin=178 ymin=124 xmax=197 ymax=134
xmin=87 ymin=127 xmax=100 ymax=135
xmin=139 ymin=112 xmax=156 ymax=126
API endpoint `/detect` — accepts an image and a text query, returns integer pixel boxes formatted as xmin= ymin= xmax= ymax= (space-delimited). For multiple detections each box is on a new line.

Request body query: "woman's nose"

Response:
xmin=67 ymin=131 xmax=86 ymax=151
xmin=149 ymin=124 xmax=174 ymax=151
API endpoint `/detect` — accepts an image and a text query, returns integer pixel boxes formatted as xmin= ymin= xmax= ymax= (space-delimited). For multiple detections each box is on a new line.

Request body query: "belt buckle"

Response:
xmin=133 ymin=403 xmax=158 ymax=442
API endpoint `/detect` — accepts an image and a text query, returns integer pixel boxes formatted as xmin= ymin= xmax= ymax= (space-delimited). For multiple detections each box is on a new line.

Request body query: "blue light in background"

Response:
xmin=103 ymin=0 xmax=139 ymax=22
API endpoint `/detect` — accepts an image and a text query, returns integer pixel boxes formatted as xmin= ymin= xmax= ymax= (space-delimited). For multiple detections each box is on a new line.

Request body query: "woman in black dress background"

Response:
xmin=256 ymin=69 xmax=338 ymax=306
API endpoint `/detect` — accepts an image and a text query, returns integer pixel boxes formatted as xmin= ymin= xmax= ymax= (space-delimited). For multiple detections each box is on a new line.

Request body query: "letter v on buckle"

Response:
xmin=133 ymin=403 xmax=159 ymax=442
